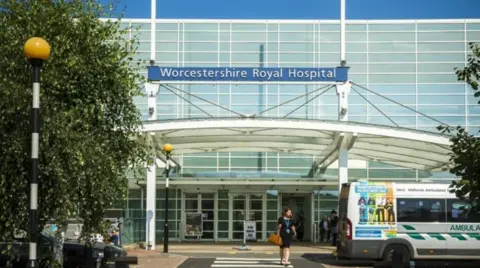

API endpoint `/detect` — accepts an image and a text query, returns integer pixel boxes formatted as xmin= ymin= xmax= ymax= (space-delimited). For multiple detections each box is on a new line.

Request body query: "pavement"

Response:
xmin=124 ymin=242 xmax=365 ymax=268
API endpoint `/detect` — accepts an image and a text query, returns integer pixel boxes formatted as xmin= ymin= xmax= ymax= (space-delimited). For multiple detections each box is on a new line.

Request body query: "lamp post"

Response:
xmin=24 ymin=37 xmax=51 ymax=268
xmin=163 ymin=143 xmax=173 ymax=253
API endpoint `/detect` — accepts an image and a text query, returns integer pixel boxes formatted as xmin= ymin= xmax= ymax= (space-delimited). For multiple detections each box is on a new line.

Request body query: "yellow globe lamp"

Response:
xmin=24 ymin=37 xmax=51 ymax=61
xmin=163 ymin=143 xmax=173 ymax=154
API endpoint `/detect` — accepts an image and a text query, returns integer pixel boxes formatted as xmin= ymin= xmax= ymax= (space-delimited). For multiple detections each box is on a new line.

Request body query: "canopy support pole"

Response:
xmin=145 ymin=83 xmax=160 ymax=250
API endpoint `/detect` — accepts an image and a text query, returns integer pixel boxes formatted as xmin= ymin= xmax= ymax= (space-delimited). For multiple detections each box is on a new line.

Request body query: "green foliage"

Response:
xmin=441 ymin=42 xmax=480 ymax=208
xmin=456 ymin=42 xmax=480 ymax=92
xmin=438 ymin=125 xmax=480 ymax=207
xmin=0 ymin=0 xmax=148 ymax=263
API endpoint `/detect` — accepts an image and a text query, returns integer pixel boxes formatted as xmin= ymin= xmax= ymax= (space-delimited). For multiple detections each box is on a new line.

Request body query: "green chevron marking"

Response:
xmin=407 ymin=233 xmax=425 ymax=240
xmin=427 ymin=233 xmax=446 ymax=241
xmin=467 ymin=233 xmax=480 ymax=240
xmin=449 ymin=233 xmax=467 ymax=240
xmin=402 ymin=225 xmax=416 ymax=231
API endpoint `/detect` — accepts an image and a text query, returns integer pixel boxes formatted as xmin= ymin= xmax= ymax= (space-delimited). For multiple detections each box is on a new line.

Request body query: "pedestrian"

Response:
xmin=330 ymin=210 xmax=339 ymax=247
xmin=296 ymin=212 xmax=305 ymax=241
xmin=319 ymin=215 xmax=330 ymax=242
xmin=277 ymin=208 xmax=297 ymax=266
xmin=107 ymin=220 xmax=120 ymax=246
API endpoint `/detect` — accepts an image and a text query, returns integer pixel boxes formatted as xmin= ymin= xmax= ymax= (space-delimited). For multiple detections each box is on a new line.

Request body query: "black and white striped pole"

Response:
xmin=24 ymin=37 xmax=51 ymax=268
xmin=163 ymin=143 xmax=173 ymax=253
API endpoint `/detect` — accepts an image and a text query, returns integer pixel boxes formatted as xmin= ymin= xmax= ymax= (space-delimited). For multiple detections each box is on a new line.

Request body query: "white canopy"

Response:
xmin=141 ymin=118 xmax=452 ymax=172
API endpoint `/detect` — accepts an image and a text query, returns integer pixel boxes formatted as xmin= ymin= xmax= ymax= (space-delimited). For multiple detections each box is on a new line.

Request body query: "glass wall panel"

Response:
xmin=417 ymin=84 xmax=465 ymax=94
xmin=417 ymin=32 xmax=464 ymax=42
xmin=232 ymin=32 xmax=266 ymax=41
xmin=418 ymin=105 xmax=465 ymax=115
xmin=280 ymin=24 xmax=314 ymax=31
xmin=184 ymin=23 xmax=218 ymax=31
xmin=346 ymin=24 xmax=367 ymax=31
xmin=368 ymin=24 xmax=415 ymax=31
xmin=369 ymin=43 xmax=415 ymax=52
xmin=418 ymin=63 xmax=465 ymax=73
xmin=157 ymin=42 xmax=179 ymax=52
xmin=467 ymin=31 xmax=480 ymax=41
xmin=417 ymin=42 xmax=465 ymax=52
xmin=369 ymin=74 xmax=416 ymax=84
xmin=369 ymin=63 xmax=416 ymax=73
xmin=369 ymin=32 xmax=415 ymax=42
xmin=417 ymin=74 xmax=460 ymax=83
xmin=346 ymin=32 xmax=367 ymax=42
xmin=320 ymin=24 xmax=340 ymax=31
xmin=467 ymin=23 xmax=480 ymax=30
xmin=369 ymin=53 xmax=416 ymax=62
xmin=417 ymin=23 xmax=464 ymax=31
xmin=418 ymin=53 xmax=465 ymax=62
xmin=418 ymin=95 xmax=465 ymax=105
xmin=232 ymin=23 xmax=267 ymax=31
xmin=319 ymin=33 xmax=340 ymax=42
xmin=280 ymin=32 xmax=314 ymax=42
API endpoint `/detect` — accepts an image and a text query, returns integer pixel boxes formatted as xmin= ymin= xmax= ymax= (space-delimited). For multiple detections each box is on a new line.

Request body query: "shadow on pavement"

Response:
xmin=301 ymin=254 xmax=480 ymax=268
xmin=178 ymin=258 xmax=215 ymax=268
xmin=301 ymin=253 xmax=374 ymax=267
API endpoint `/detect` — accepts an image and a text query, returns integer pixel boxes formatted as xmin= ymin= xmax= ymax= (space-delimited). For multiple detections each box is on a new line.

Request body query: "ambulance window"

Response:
xmin=447 ymin=199 xmax=480 ymax=223
xmin=397 ymin=198 xmax=446 ymax=223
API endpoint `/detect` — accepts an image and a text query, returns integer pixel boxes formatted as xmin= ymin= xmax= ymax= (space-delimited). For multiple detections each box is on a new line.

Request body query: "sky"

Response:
xmin=102 ymin=0 xmax=480 ymax=20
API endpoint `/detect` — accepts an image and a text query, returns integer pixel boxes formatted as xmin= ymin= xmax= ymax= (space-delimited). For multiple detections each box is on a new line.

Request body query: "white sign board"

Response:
xmin=244 ymin=221 xmax=257 ymax=242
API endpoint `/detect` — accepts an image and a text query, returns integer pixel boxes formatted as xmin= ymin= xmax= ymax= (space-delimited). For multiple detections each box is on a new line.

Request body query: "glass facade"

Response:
xmin=116 ymin=19 xmax=480 ymax=243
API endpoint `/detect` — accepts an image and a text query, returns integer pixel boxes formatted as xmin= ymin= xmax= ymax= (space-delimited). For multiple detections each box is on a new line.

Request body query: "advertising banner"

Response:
xmin=354 ymin=182 xmax=396 ymax=239
xmin=185 ymin=212 xmax=203 ymax=236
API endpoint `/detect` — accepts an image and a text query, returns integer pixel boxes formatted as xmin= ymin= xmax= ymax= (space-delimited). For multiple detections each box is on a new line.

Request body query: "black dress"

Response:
xmin=277 ymin=217 xmax=294 ymax=248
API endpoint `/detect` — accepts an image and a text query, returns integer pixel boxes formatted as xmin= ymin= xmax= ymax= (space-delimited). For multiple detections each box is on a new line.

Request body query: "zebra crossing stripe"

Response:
xmin=211 ymin=257 xmax=293 ymax=268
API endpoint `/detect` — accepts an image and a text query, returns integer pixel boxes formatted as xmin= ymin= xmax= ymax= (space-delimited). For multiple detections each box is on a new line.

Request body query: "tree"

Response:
xmin=0 ymin=0 xmax=148 ymax=266
xmin=438 ymin=42 xmax=480 ymax=208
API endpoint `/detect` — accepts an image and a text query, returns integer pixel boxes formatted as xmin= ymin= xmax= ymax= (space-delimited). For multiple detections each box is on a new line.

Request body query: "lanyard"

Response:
xmin=284 ymin=218 xmax=291 ymax=230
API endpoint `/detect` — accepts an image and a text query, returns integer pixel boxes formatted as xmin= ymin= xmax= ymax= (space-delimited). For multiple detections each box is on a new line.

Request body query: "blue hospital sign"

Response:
xmin=147 ymin=66 xmax=349 ymax=82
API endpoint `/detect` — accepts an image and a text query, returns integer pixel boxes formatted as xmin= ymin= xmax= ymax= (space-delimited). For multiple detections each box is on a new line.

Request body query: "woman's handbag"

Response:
xmin=268 ymin=233 xmax=282 ymax=246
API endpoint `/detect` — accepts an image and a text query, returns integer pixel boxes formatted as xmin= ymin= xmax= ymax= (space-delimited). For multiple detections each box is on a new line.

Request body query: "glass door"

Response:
xmin=230 ymin=193 xmax=265 ymax=241
xmin=201 ymin=193 xmax=215 ymax=240
xmin=232 ymin=193 xmax=246 ymax=240
xmin=182 ymin=192 xmax=215 ymax=241
xmin=249 ymin=193 xmax=263 ymax=240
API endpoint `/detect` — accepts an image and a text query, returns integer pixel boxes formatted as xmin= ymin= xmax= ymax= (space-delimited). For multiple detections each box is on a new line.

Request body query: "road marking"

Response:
xmin=211 ymin=257 xmax=293 ymax=268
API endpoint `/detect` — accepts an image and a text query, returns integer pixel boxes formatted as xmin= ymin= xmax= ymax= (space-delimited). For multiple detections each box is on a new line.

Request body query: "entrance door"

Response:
xmin=282 ymin=193 xmax=312 ymax=241
xmin=231 ymin=193 xmax=265 ymax=241
xmin=249 ymin=193 xmax=263 ymax=241
xmin=183 ymin=192 xmax=215 ymax=241
xmin=232 ymin=193 xmax=246 ymax=240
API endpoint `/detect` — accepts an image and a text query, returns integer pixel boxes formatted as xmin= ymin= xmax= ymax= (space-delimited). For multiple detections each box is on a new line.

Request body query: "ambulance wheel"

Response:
xmin=382 ymin=244 xmax=410 ymax=262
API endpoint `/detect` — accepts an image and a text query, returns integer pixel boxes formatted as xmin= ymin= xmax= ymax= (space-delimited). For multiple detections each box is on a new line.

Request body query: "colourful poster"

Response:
xmin=355 ymin=182 xmax=396 ymax=225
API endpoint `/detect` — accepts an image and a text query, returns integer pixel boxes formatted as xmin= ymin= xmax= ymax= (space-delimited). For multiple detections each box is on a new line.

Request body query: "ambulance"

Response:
xmin=337 ymin=181 xmax=480 ymax=261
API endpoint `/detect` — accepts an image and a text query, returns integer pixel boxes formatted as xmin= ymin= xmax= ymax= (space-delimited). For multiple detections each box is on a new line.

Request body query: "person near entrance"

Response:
xmin=319 ymin=215 xmax=330 ymax=242
xmin=295 ymin=211 xmax=305 ymax=241
xmin=277 ymin=208 xmax=297 ymax=266
xmin=330 ymin=210 xmax=339 ymax=247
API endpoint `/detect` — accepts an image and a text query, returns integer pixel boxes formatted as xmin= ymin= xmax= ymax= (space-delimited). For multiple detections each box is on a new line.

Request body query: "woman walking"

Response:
xmin=277 ymin=208 xmax=296 ymax=266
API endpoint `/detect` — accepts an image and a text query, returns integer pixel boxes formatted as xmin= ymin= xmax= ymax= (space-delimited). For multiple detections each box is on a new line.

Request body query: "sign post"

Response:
xmin=234 ymin=220 xmax=256 ymax=251
xmin=245 ymin=220 xmax=257 ymax=242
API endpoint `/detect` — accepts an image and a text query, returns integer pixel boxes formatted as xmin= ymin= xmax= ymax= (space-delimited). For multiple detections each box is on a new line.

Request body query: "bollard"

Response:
xmin=391 ymin=249 xmax=403 ymax=268
xmin=102 ymin=246 xmax=116 ymax=268
xmin=84 ymin=243 xmax=94 ymax=268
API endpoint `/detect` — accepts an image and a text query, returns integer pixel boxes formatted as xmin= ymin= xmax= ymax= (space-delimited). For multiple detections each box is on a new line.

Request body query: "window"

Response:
xmin=447 ymin=199 xmax=480 ymax=223
xmin=397 ymin=198 xmax=446 ymax=223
